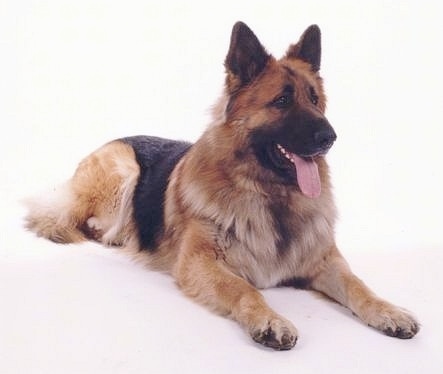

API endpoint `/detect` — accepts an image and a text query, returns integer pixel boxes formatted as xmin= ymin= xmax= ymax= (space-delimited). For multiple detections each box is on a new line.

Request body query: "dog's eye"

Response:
xmin=272 ymin=95 xmax=292 ymax=109
xmin=309 ymin=87 xmax=319 ymax=105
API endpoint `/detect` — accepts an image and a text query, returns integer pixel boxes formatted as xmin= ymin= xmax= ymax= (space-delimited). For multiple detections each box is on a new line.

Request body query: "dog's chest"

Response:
xmin=217 ymin=198 xmax=335 ymax=288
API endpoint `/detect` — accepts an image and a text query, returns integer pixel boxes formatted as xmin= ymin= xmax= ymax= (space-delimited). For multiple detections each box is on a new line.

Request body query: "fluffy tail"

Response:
xmin=23 ymin=182 xmax=87 ymax=243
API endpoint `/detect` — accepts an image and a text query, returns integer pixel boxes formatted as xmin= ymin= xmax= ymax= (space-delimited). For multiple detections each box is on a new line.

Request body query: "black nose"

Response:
xmin=314 ymin=127 xmax=337 ymax=150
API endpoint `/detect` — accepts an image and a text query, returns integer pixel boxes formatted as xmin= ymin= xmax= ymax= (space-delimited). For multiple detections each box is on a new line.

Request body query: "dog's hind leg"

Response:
xmin=173 ymin=219 xmax=298 ymax=350
xmin=24 ymin=141 xmax=140 ymax=247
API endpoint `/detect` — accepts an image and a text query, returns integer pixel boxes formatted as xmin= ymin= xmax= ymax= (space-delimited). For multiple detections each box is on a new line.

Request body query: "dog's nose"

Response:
xmin=314 ymin=128 xmax=337 ymax=150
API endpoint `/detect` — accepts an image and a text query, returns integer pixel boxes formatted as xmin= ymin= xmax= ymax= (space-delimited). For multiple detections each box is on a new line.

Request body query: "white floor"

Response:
xmin=1 ymin=201 xmax=442 ymax=373
xmin=1 ymin=1 xmax=443 ymax=373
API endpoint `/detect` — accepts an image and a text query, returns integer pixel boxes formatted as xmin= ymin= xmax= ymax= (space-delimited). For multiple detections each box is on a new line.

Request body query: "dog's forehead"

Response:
xmin=279 ymin=59 xmax=320 ymax=87
xmin=257 ymin=58 xmax=319 ymax=93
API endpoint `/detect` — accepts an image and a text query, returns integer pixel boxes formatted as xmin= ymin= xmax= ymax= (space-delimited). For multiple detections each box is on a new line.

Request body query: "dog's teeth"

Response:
xmin=277 ymin=144 xmax=298 ymax=165
xmin=277 ymin=144 xmax=293 ymax=161
xmin=277 ymin=144 xmax=287 ymax=155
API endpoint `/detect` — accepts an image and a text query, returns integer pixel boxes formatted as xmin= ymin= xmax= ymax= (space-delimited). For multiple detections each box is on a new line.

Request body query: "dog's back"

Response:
xmin=120 ymin=136 xmax=191 ymax=248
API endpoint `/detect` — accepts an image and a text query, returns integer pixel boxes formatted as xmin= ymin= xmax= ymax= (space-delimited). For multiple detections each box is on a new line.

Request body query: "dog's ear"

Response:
xmin=225 ymin=22 xmax=271 ymax=92
xmin=286 ymin=25 xmax=321 ymax=72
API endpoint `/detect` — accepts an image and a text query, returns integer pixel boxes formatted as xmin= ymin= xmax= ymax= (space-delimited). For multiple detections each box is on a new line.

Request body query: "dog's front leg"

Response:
xmin=310 ymin=246 xmax=420 ymax=338
xmin=173 ymin=220 xmax=298 ymax=350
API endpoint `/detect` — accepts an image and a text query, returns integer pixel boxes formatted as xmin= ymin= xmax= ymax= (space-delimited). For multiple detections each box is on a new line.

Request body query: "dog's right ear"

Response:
xmin=225 ymin=22 xmax=271 ymax=93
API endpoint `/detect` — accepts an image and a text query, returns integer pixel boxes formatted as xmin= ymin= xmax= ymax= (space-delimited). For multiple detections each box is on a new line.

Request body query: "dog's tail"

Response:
xmin=23 ymin=181 xmax=87 ymax=243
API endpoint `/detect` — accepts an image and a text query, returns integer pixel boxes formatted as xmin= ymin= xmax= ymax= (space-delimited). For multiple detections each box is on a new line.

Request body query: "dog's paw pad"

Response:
xmin=251 ymin=317 xmax=298 ymax=350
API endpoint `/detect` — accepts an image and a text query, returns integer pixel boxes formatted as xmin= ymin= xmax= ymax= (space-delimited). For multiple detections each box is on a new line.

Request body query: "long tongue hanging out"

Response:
xmin=277 ymin=145 xmax=321 ymax=198
xmin=291 ymin=153 xmax=321 ymax=198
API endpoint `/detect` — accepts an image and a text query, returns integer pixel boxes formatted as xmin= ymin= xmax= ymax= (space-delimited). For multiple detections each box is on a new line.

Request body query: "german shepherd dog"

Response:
xmin=25 ymin=22 xmax=419 ymax=350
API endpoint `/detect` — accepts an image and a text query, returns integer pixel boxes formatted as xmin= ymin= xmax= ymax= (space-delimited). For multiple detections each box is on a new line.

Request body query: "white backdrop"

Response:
xmin=1 ymin=1 xmax=442 ymax=373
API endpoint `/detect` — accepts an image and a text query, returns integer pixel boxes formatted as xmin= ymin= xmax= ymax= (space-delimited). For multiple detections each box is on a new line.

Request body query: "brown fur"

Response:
xmin=24 ymin=22 xmax=419 ymax=350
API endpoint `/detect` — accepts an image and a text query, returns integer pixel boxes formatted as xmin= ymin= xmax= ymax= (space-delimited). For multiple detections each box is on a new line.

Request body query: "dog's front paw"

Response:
xmin=251 ymin=316 xmax=298 ymax=350
xmin=364 ymin=301 xmax=420 ymax=339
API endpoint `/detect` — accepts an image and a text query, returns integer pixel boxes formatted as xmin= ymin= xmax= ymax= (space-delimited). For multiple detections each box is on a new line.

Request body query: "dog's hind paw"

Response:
xmin=251 ymin=316 xmax=298 ymax=350
xmin=82 ymin=216 xmax=104 ymax=241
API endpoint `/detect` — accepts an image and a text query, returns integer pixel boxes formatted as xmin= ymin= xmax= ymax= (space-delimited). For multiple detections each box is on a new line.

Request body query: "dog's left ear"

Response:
xmin=286 ymin=25 xmax=321 ymax=72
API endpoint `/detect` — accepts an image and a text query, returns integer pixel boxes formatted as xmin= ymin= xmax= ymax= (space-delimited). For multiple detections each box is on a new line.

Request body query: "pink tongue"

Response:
xmin=290 ymin=153 xmax=321 ymax=198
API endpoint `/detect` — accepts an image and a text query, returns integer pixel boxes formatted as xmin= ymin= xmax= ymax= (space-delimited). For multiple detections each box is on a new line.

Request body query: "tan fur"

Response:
xmin=25 ymin=141 xmax=140 ymax=247
xmin=25 ymin=23 xmax=419 ymax=350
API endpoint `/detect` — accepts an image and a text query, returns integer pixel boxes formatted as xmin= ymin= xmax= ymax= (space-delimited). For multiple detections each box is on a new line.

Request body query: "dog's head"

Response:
xmin=222 ymin=22 xmax=336 ymax=198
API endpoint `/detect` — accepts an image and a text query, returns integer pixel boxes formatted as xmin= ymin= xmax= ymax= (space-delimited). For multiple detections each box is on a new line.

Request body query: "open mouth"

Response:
xmin=275 ymin=143 xmax=322 ymax=198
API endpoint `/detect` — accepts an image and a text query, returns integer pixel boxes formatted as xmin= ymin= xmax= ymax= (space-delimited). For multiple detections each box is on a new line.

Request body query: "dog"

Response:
xmin=25 ymin=22 xmax=419 ymax=350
